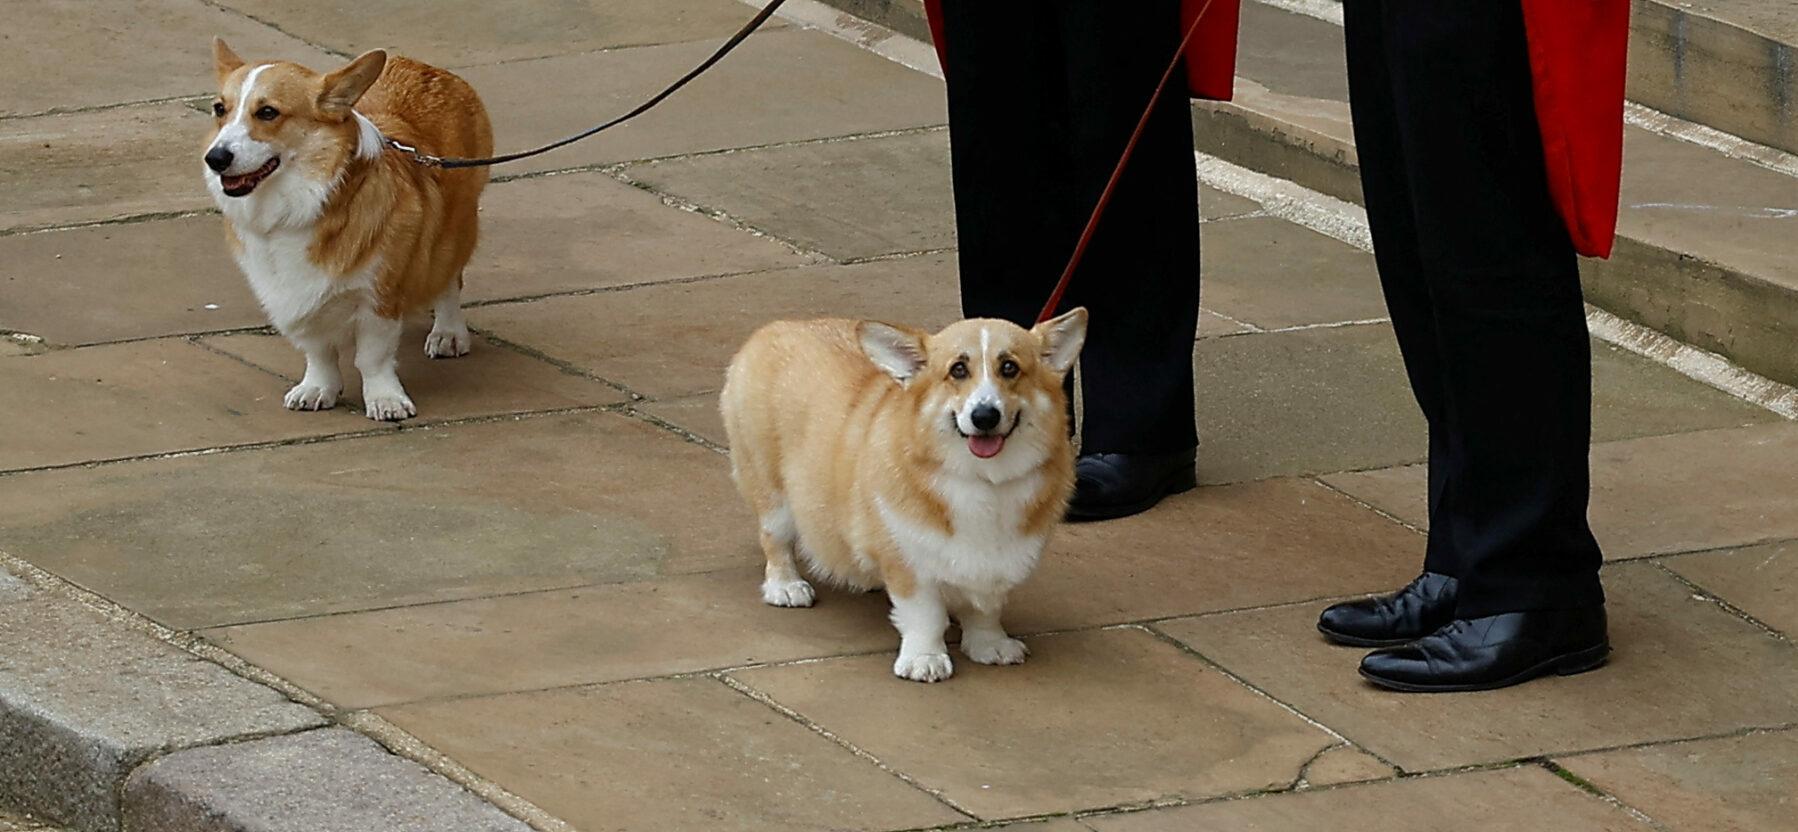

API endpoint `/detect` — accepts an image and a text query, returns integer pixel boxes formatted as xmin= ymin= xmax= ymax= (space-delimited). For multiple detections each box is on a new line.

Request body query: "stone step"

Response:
xmin=804 ymin=0 xmax=1798 ymax=388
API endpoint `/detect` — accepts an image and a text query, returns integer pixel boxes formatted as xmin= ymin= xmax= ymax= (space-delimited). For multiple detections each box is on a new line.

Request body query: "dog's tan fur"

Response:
xmin=205 ymin=40 xmax=492 ymax=419
xmin=721 ymin=311 xmax=1087 ymax=681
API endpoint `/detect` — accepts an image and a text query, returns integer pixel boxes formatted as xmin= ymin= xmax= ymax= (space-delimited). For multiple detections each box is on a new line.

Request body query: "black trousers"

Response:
xmin=1346 ymin=0 xmax=1606 ymax=617
xmin=941 ymin=0 xmax=1201 ymax=455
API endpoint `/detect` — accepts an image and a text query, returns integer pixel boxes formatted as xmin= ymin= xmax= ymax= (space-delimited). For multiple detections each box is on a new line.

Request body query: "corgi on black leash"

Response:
xmin=720 ymin=310 xmax=1088 ymax=682
xmin=203 ymin=39 xmax=492 ymax=420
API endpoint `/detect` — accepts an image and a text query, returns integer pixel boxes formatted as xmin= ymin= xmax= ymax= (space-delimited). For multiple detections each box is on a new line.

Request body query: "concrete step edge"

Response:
xmin=0 ymin=558 xmax=537 ymax=832
xmin=800 ymin=0 xmax=1798 ymax=388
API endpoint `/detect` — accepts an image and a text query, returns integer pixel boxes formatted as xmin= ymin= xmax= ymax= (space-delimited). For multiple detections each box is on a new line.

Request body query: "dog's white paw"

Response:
xmin=893 ymin=652 xmax=954 ymax=683
xmin=761 ymin=579 xmax=816 ymax=608
xmin=283 ymin=382 xmax=340 ymax=411
xmin=424 ymin=327 xmax=472 ymax=359
xmin=363 ymin=393 xmax=416 ymax=421
xmin=961 ymin=635 xmax=1029 ymax=666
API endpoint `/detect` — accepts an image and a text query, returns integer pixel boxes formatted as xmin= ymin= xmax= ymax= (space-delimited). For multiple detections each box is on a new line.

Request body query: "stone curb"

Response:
xmin=804 ymin=0 xmax=1798 ymax=389
xmin=0 ymin=564 xmax=531 ymax=832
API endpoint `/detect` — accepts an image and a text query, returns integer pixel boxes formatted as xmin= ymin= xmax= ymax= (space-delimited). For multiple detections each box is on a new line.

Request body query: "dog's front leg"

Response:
xmin=889 ymin=581 xmax=953 ymax=683
xmin=957 ymin=591 xmax=1028 ymax=666
xmin=354 ymin=310 xmax=415 ymax=421
xmin=282 ymin=331 xmax=343 ymax=411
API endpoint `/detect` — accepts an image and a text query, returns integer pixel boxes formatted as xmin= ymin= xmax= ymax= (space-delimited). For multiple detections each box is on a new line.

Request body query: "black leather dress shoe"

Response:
xmin=1317 ymin=572 xmax=1459 ymax=647
xmin=1066 ymin=449 xmax=1197 ymax=522
xmin=1359 ymin=607 xmax=1610 ymax=693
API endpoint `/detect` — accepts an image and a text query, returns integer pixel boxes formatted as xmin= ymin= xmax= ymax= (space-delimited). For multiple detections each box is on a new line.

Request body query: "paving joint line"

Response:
xmin=0 ymin=209 xmax=219 ymax=240
xmin=338 ymin=711 xmax=577 ymax=832
xmin=487 ymin=124 xmax=946 ymax=185
xmin=465 ymin=327 xmax=646 ymax=399
xmin=1133 ymin=623 xmax=1405 ymax=772
xmin=1536 ymin=760 xmax=1674 ymax=832
xmin=1649 ymin=561 xmax=1793 ymax=643
xmin=713 ymin=674 xmax=982 ymax=822
xmin=460 ymin=262 xmax=811 ymax=309
xmin=602 ymin=167 xmax=833 ymax=261
xmin=0 ymin=93 xmax=208 ymax=122
xmin=194 ymin=0 xmax=351 ymax=58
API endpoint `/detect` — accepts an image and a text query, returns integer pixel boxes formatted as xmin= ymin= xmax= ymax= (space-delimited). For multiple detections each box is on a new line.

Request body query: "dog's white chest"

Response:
xmin=233 ymin=230 xmax=371 ymax=335
xmin=879 ymin=474 xmax=1048 ymax=596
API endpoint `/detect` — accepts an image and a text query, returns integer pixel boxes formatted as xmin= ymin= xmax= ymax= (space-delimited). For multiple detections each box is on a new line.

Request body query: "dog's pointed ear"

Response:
xmin=318 ymin=49 xmax=387 ymax=115
xmin=859 ymin=321 xmax=929 ymax=383
xmin=1032 ymin=307 xmax=1088 ymax=374
xmin=213 ymin=37 xmax=245 ymax=84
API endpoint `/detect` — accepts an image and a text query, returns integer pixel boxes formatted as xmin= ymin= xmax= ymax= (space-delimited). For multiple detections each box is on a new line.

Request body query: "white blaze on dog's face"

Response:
xmin=203 ymin=39 xmax=387 ymax=204
xmin=861 ymin=309 xmax=1088 ymax=481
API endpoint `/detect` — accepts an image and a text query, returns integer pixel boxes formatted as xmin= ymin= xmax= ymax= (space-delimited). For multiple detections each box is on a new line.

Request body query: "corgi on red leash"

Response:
xmin=202 ymin=39 xmax=492 ymax=420
xmin=720 ymin=310 xmax=1088 ymax=682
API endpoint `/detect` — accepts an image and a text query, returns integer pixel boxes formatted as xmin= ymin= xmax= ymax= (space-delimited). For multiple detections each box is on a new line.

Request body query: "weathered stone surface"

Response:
xmin=0 ymin=413 xmax=755 ymax=629
xmin=200 ymin=329 xmax=629 ymax=421
xmin=0 ymin=598 xmax=322 ymax=832
xmin=460 ymin=29 xmax=947 ymax=176
xmin=1199 ymin=216 xmax=1386 ymax=329
xmin=466 ymin=171 xmax=815 ymax=303
xmin=731 ymin=628 xmax=1337 ymax=819
xmin=1661 ymin=540 xmax=1798 ymax=636
xmin=1557 ymin=729 xmax=1798 ymax=832
xmin=1085 ymin=765 xmax=1651 ymax=831
xmin=0 ymin=0 xmax=332 ymax=117
xmin=380 ymin=678 xmax=965 ymax=832
xmin=622 ymin=129 xmax=953 ymax=261
xmin=205 ymin=570 xmax=894 ymax=709
xmin=1323 ymin=423 xmax=1798 ymax=560
xmin=0 ymin=103 xmax=215 ymax=232
xmin=210 ymin=0 xmax=774 ymax=68
xmin=122 ymin=728 xmax=531 ymax=832
xmin=470 ymin=255 xmax=961 ymax=400
xmin=1157 ymin=564 xmax=1798 ymax=772
xmin=1629 ymin=0 xmax=1798 ymax=155
xmin=0 ymin=340 xmax=370 ymax=473
xmin=1007 ymin=478 xmax=1421 ymax=633
xmin=0 ymin=216 xmax=260 ymax=346
xmin=1302 ymin=745 xmax=1397 ymax=787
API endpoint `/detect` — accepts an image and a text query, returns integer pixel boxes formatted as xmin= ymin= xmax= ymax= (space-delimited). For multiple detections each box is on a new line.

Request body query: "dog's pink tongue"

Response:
xmin=968 ymin=435 xmax=1005 ymax=459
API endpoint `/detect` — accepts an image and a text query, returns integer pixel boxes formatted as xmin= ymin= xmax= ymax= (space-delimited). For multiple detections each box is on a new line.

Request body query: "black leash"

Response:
xmin=387 ymin=0 xmax=788 ymax=169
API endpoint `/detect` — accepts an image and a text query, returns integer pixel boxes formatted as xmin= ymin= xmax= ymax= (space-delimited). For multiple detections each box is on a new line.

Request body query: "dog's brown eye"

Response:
xmin=212 ymin=101 xmax=227 ymax=117
xmin=255 ymin=106 xmax=280 ymax=121
xmin=949 ymin=361 xmax=969 ymax=380
xmin=999 ymin=359 xmax=1020 ymax=379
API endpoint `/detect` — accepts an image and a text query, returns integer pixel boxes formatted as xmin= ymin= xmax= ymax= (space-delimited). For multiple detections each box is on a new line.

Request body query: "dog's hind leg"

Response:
xmin=757 ymin=503 xmax=815 ymax=608
xmin=424 ymin=279 xmax=472 ymax=359
xmin=955 ymin=591 xmax=1028 ymax=666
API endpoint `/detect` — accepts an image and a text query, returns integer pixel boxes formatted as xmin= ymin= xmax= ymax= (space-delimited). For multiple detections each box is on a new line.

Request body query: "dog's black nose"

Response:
xmin=969 ymin=404 xmax=1002 ymax=432
xmin=204 ymin=146 xmax=234 ymax=172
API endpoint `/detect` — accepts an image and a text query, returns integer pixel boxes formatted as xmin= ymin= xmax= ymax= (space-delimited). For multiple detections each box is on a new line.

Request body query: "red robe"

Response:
xmin=921 ymin=0 xmax=1629 ymax=259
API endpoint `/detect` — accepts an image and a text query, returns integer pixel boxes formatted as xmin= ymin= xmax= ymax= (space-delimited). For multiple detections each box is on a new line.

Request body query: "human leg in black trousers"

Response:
xmin=942 ymin=0 xmax=1202 ymax=520
xmin=1319 ymin=0 xmax=1608 ymax=692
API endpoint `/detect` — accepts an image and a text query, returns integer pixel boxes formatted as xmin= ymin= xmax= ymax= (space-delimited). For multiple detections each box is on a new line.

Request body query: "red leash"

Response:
xmin=1035 ymin=0 xmax=1217 ymax=324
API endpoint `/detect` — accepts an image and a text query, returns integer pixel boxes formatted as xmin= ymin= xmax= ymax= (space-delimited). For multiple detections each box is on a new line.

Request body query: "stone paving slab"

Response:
xmin=1156 ymin=563 xmax=1798 ymax=772
xmin=1084 ymin=765 xmax=1650 ymax=831
xmin=459 ymin=29 xmax=947 ymax=177
xmin=0 ymin=580 xmax=324 ymax=832
xmin=1199 ymin=215 xmax=1386 ymax=329
xmin=1661 ymin=540 xmax=1798 ymax=636
xmin=0 ymin=340 xmax=369 ymax=472
xmin=0 ymin=0 xmax=334 ymax=118
xmin=204 ymin=569 xmax=894 ymax=709
xmin=731 ymin=628 xmax=1338 ymax=820
xmin=380 ymin=676 xmax=967 ymax=832
xmin=0 ymin=216 xmax=259 ymax=346
xmin=1323 ymin=423 xmax=1798 ymax=560
xmin=122 ymin=728 xmax=532 ymax=832
xmin=210 ymin=0 xmax=778 ymax=69
xmin=469 ymin=254 xmax=961 ymax=399
xmin=622 ymin=129 xmax=953 ymax=261
xmin=0 ymin=102 xmax=213 ymax=232
xmin=1556 ymin=728 xmax=1798 ymax=832
xmin=201 ymin=329 xmax=630 ymax=420
xmin=0 ymin=412 xmax=755 ymax=629
xmin=1301 ymin=744 xmax=1398 ymax=787
xmin=1005 ymin=478 xmax=1421 ymax=633
xmin=466 ymin=172 xmax=816 ymax=304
